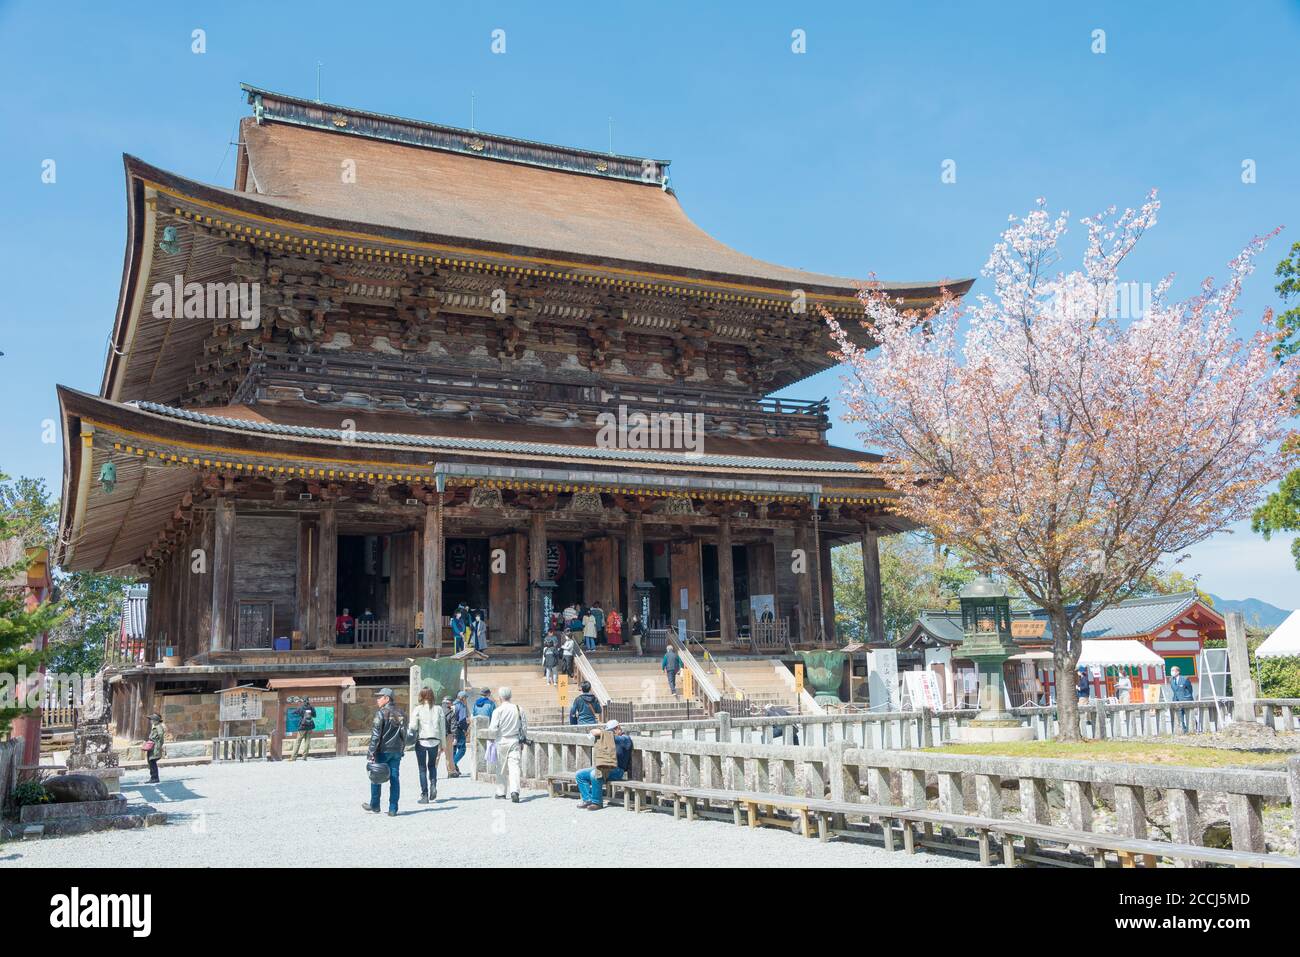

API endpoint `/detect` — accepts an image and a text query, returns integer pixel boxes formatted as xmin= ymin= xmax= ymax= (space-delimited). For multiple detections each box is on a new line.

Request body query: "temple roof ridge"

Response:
xmin=241 ymin=83 xmax=672 ymax=187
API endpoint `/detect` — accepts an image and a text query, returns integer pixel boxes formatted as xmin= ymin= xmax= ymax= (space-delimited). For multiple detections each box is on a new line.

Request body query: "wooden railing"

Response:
xmin=751 ymin=619 xmax=792 ymax=655
xmin=351 ymin=620 xmax=412 ymax=648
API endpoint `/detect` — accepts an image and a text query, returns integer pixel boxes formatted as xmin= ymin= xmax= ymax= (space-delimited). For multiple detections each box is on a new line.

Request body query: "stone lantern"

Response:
xmin=950 ymin=576 xmax=1034 ymax=742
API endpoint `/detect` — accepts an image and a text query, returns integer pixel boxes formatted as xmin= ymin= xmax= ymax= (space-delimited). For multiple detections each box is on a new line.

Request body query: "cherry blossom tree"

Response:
xmin=826 ymin=194 xmax=1298 ymax=739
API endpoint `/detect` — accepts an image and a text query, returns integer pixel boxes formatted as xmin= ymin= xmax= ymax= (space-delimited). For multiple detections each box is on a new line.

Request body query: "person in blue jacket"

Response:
xmin=1169 ymin=666 xmax=1195 ymax=732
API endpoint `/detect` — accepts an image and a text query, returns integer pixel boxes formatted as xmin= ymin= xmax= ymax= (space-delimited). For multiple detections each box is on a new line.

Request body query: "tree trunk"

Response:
xmin=1049 ymin=607 xmax=1084 ymax=742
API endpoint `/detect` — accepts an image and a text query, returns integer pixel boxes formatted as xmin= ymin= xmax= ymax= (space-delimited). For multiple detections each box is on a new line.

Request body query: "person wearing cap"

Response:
xmin=441 ymin=697 xmax=459 ymax=777
xmin=574 ymin=719 xmax=632 ymax=810
xmin=287 ymin=696 xmax=317 ymax=762
xmin=362 ymin=687 xmax=407 ymax=817
xmin=487 ymin=686 xmax=528 ymax=802
xmin=145 ymin=712 xmax=167 ymax=783
xmin=472 ymin=687 xmax=496 ymax=720
xmin=449 ymin=690 xmax=470 ymax=775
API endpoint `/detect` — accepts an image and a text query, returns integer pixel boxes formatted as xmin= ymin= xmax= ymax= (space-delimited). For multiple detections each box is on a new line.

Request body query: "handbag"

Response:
xmin=142 ymin=740 xmax=155 ymax=753
xmin=485 ymin=740 xmax=499 ymax=765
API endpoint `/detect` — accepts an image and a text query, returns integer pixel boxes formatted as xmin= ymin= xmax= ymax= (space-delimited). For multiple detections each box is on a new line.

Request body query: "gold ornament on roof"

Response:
xmin=331 ymin=113 xmax=349 ymax=128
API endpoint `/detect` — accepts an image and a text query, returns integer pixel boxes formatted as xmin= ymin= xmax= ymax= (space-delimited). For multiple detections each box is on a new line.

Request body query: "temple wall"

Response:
xmin=232 ymin=514 xmax=299 ymax=641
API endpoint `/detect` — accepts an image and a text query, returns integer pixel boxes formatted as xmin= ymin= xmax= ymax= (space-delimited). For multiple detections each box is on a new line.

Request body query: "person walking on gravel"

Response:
xmin=409 ymin=688 xmax=445 ymax=803
xmin=487 ymin=686 xmax=528 ymax=803
xmin=362 ymin=687 xmax=407 ymax=817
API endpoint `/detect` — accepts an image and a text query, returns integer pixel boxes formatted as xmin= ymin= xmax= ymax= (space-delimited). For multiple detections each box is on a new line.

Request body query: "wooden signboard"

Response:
xmin=218 ymin=686 xmax=263 ymax=722
xmin=794 ymin=663 xmax=805 ymax=697
xmin=1012 ymin=620 xmax=1048 ymax=639
xmin=681 ymin=667 xmax=694 ymax=701
xmin=557 ymin=673 xmax=569 ymax=710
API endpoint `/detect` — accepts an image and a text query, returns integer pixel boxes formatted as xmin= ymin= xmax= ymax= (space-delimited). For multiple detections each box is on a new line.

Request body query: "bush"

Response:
xmin=1258 ymin=657 xmax=1300 ymax=699
xmin=13 ymin=780 xmax=49 ymax=807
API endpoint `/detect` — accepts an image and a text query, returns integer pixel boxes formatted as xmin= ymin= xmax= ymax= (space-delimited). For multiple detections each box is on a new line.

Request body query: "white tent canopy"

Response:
xmin=1256 ymin=610 xmax=1300 ymax=660
xmin=1075 ymin=639 xmax=1165 ymax=669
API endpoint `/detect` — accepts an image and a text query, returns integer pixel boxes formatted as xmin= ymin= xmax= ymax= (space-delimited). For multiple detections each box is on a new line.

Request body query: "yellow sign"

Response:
xmin=681 ymin=668 xmax=694 ymax=700
xmin=794 ymin=663 xmax=805 ymax=696
xmin=1012 ymin=620 xmax=1047 ymax=639
xmin=557 ymin=673 xmax=569 ymax=710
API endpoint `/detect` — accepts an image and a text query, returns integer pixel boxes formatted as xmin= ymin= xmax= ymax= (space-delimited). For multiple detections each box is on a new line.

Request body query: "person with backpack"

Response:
xmin=408 ymin=688 xmax=446 ymax=803
xmin=449 ymin=690 xmax=470 ymax=775
xmin=288 ymin=696 xmax=316 ymax=761
xmin=662 ymin=645 xmax=682 ymax=696
xmin=362 ymin=687 xmax=407 ymax=817
xmin=568 ymin=680 xmax=602 ymax=726
xmin=473 ymin=687 xmax=496 ymax=720
xmin=487 ymin=687 xmax=528 ymax=803
xmin=542 ymin=637 xmax=561 ymax=685
xmin=575 ymin=719 xmax=632 ymax=810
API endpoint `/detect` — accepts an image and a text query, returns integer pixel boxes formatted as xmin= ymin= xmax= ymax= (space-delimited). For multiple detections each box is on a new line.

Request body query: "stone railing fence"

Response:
xmin=473 ymin=719 xmax=1300 ymax=860
xmin=528 ymin=698 xmax=1300 ymax=748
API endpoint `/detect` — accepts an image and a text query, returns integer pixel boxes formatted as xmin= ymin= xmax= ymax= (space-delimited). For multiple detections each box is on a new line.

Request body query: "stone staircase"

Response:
xmin=587 ymin=659 xmax=706 ymax=721
xmin=465 ymin=662 xmax=567 ymax=727
xmin=712 ymin=658 xmax=802 ymax=712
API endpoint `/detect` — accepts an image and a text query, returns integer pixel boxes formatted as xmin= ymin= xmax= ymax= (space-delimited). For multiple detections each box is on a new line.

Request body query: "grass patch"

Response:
xmin=928 ymin=740 xmax=1293 ymax=768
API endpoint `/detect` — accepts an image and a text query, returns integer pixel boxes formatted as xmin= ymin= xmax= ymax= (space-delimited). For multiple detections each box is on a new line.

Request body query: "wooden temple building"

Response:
xmin=56 ymin=84 xmax=970 ymax=739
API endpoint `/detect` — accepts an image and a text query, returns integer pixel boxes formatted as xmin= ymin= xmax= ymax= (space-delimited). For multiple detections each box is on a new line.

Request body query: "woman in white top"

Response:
xmin=408 ymin=688 xmax=446 ymax=803
xmin=582 ymin=611 xmax=598 ymax=652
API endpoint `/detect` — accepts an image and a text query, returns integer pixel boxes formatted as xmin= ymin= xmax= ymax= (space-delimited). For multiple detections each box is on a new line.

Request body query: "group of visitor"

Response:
xmin=551 ymin=602 xmax=624 ymax=650
xmin=450 ymin=604 xmax=488 ymax=653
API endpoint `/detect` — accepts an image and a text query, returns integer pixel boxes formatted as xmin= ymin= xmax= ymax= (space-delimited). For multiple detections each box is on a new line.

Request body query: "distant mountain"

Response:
xmin=1207 ymin=595 xmax=1294 ymax=630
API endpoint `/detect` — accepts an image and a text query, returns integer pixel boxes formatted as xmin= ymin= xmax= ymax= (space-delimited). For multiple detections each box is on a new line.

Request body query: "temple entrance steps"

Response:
xmin=584 ymin=659 xmax=701 ymax=713
xmin=711 ymin=658 xmax=802 ymax=711
xmin=467 ymin=663 xmax=566 ymax=727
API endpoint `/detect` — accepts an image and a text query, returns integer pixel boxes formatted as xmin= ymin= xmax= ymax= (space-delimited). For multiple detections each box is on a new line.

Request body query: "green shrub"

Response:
xmin=13 ymin=780 xmax=50 ymax=807
xmin=1258 ymin=657 xmax=1300 ymax=698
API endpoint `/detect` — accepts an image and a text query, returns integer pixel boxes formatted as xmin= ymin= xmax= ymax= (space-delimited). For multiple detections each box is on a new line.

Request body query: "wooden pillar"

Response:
xmin=422 ymin=501 xmax=444 ymax=651
xmin=529 ymin=510 xmax=548 ymax=645
xmin=820 ymin=536 xmax=836 ymax=644
xmin=296 ymin=516 xmax=316 ymax=649
xmin=861 ymin=526 xmax=885 ymax=645
xmin=193 ymin=511 xmax=214 ymax=657
xmin=794 ymin=523 xmax=815 ymax=644
xmin=717 ymin=519 xmax=737 ymax=645
xmin=317 ymin=504 xmax=337 ymax=649
xmin=210 ymin=499 xmax=235 ymax=653
xmin=626 ymin=515 xmax=644 ymax=620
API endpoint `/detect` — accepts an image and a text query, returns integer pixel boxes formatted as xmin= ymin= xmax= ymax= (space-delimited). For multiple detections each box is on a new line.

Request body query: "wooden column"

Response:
xmin=794 ymin=523 xmax=815 ymax=644
xmin=317 ymin=504 xmax=337 ymax=649
xmin=529 ymin=510 xmax=547 ymax=644
xmin=717 ymin=519 xmax=737 ymax=645
xmin=210 ymin=499 xmax=235 ymax=653
xmin=626 ymin=515 xmax=644 ymax=619
xmin=819 ymin=535 xmax=836 ymax=644
xmin=296 ymin=516 xmax=315 ymax=649
xmin=861 ymin=526 xmax=885 ymax=645
xmin=194 ymin=510 xmax=214 ymax=656
xmin=422 ymin=501 xmax=444 ymax=651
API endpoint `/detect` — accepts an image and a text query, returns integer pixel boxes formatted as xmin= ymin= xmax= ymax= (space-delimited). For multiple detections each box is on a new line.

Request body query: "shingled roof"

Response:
xmin=902 ymin=591 xmax=1222 ymax=647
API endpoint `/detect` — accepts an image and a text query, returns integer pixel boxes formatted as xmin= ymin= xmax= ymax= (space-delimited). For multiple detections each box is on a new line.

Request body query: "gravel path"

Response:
xmin=2 ymin=757 xmax=976 ymax=869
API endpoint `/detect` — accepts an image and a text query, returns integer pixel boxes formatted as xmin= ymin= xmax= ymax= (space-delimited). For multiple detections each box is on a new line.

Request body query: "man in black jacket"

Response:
xmin=362 ymin=687 xmax=407 ymax=817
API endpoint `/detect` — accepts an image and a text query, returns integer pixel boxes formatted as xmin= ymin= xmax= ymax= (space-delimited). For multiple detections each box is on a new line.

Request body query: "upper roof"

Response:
xmin=235 ymin=85 xmax=953 ymax=293
xmin=903 ymin=591 xmax=1224 ymax=648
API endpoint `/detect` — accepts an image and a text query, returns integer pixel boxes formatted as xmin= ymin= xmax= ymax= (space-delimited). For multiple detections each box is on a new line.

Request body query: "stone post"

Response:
xmin=1226 ymin=611 xmax=1256 ymax=724
xmin=1288 ymin=756 xmax=1300 ymax=855
xmin=715 ymin=710 xmax=731 ymax=743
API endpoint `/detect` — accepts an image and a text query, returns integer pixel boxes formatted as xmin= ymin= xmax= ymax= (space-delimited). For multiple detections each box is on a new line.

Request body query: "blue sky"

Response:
xmin=0 ymin=1 xmax=1296 ymax=607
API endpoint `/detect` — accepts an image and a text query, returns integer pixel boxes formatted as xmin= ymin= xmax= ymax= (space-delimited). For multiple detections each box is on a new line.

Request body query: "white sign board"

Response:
xmin=866 ymin=649 xmax=900 ymax=712
xmin=902 ymin=670 xmax=943 ymax=712
xmin=218 ymin=687 xmax=263 ymax=722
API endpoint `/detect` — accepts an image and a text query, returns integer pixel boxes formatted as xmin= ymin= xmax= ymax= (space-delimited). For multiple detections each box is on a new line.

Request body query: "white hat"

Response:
xmin=604 ymin=719 xmax=620 ymax=730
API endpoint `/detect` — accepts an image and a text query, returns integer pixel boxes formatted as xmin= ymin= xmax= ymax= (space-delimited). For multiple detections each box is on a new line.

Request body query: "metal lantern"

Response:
xmin=97 ymin=460 xmax=117 ymax=494
xmin=956 ymin=576 xmax=1018 ymax=723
